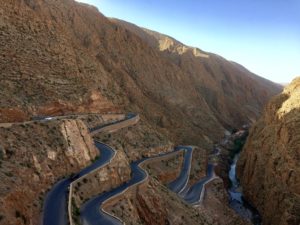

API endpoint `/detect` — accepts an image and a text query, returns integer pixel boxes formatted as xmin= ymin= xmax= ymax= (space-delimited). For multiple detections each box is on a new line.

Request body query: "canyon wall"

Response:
xmin=237 ymin=77 xmax=300 ymax=225
xmin=0 ymin=1 xmax=286 ymax=224
xmin=112 ymin=19 xmax=282 ymax=129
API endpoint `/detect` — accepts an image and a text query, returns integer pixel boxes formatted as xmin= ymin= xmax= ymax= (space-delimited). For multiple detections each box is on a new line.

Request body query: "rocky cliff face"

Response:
xmin=103 ymin=158 xmax=250 ymax=225
xmin=0 ymin=0 xmax=285 ymax=224
xmin=72 ymin=149 xmax=131 ymax=207
xmin=0 ymin=0 xmax=281 ymax=147
xmin=96 ymin=122 xmax=250 ymax=225
xmin=61 ymin=119 xmax=98 ymax=166
xmin=0 ymin=119 xmax=98 ymax=225
xmin=237 ymin=77 xmax=300 ymax=225
xmin=112 ymin=19 xmax=282 ymax=129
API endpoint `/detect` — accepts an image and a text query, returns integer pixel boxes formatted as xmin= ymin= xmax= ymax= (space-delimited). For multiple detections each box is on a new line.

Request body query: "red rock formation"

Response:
xmin=0 ymin=119 xmax=98 ymax=225
xmin=237 ymin=77 xmax=300 ymax=225
xmin=0 ymin=0 xmax=286 ymax=224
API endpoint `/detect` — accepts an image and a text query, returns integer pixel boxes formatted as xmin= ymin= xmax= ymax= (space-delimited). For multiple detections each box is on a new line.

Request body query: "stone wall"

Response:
xmin=90 ymin=114 xmax=140 ymax=135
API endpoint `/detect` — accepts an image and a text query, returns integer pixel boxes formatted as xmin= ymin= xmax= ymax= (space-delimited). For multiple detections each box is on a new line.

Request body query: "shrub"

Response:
xmin=15 ymin=210 xmax=21 ymax=218
xmin=0 ymin=146 xmax=3 ymax=160
xmin=5 ymin=171 xmax=13 ymax=177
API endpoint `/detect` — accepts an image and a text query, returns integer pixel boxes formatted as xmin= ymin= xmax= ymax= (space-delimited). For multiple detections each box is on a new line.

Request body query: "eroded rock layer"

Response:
xmin=237 ymin=77 xmax=300 ymax=225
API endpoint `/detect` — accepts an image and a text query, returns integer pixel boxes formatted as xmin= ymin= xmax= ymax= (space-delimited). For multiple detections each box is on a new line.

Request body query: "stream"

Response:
xmin=228 ymin=152 xmax=262 ymax=225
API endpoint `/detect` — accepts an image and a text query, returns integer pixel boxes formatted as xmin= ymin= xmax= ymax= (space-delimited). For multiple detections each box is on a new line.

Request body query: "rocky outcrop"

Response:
xmin=202 ymin=178 xmax=252 ymax=225
xmin=95 ymin=120 xmax=173 ymax=161
xmin=34 ymin=91 xmax=118 ymax=117
xmin=105 ymin=173 xmax=250 ymax=225
xmin=61 ymin=119 xmax=98 ymax=167
xmin=0 ymin=119 xmax=98 ymax=225
xmin=237 ymin=77 xmax=300 ymax=225
xmin=0 ymin=0 xmax=285 ymax=224
xmin=188 ymin=147 xmax=207 ymax=187
xmin=105 ymin=177 xmax=215 ymax=225
xmin=72 ymin=149 xmax=131 ymax=207
xmin=144 ymin=150 xmax=184 ymax=184
xmin=135 ymin=181 xmax=169 ymax=225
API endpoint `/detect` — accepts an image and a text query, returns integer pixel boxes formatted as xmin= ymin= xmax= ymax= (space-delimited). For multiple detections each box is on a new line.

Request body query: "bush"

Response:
xmin=73 ymin=206 xmax=80 ymax=216
xmin=0 ymin=146 xmax=4 ymax=160
xmin=91 ymin=155 xmax=99 ymax=163
xmin=5 ymin=171 xmax=13 ymax=177
xmin=15 ymin=210 xmax=21 ymax=218
xmin=72 ymin=199 xmax=80 ymax=217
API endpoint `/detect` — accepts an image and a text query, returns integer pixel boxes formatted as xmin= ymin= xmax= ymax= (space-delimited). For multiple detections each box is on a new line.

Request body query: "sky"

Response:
xmin=76 ymin=0 xmax=300 ymax=84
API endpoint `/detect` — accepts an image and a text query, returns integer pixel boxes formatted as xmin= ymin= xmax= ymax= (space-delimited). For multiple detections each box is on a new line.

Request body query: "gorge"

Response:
xmin=228 ymin=143 xmax=261 ymax=224
xmin=0 ymin=1 xmax=298 ymax=225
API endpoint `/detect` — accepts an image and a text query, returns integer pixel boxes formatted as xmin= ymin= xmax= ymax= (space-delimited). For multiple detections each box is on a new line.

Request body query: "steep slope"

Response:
xmin=0 ymin=0 xmax=281 ymax=148
xmin=112 ymin=19 xmax=282 ymax=128
xmin=237 ymin=77 xmax=300 ymax=225
xmin=0 ymin=118 xmax=98 ymax=225
xmin=0 ymin=1 xmax=286 ymax=225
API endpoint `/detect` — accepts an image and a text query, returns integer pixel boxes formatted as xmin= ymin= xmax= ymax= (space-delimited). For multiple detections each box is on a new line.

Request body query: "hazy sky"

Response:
xmin=76 ymin=0 xmax=300 ymax=84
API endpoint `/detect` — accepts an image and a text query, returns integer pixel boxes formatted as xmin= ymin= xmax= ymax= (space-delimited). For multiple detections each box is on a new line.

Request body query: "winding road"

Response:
xmin=89 ymin=113 xmax=136 ymax=133
xmin=42 ymin=178 xmax=70 ymax=225
xmin=178 ymin=146 xmax=219 ymax=204
xmin=42 ymin=113 xmax=219 ymax=225
xmin=80 ymin=146 xmax=192 ymax=225
xmin=168 ymin=146 xmax=193 ymax=194
xmin=182 ymin=163 xmax=216 ymax=205
xmin=42 ymin=142 xmax=115 ymax=225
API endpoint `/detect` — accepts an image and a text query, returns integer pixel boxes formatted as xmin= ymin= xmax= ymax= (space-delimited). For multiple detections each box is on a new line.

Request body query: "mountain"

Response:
xmin=237 ymin=77 xmax=300 ymax=225
xmin=111 ymin=18 xmax=282 ymax=129
xmin=0 ymin=0 xmax=283 ymax=225
xmin=0 ymin=0 xmax=281 ymax=147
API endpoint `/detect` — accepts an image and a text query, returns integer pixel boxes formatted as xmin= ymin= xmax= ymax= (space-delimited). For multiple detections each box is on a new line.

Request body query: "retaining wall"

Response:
xmin=90 ymin=114 xmax=140 ymax=135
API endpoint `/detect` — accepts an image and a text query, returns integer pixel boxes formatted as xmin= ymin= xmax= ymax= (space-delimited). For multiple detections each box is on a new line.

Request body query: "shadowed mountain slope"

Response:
xmin=238 ymin=77 xmax=300 ymax=225
xmin=112 ymin=19 xmax=282 ymax=129
xmin=0 ymin=0 xmax=281 ymax=145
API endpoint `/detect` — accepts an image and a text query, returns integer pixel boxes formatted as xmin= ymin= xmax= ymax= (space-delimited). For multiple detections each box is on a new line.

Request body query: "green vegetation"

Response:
xmin=0 ymin=146 xmax=3 ymax=160
xmin=229 ymin=133 xmax=248 ymax=159
xmin=91 ymin=155 xmax=100 ymax=163
xmin=73 ymin=205 xmax=80 ymax=216
xmin=38 ymin=195 xmax=44 ymax=209
xmin=15 ymin=210 xmax=27 ymax=224
xmin=15 ymin=210 xmax=21 ymax=218
xmin=233 ymin=138 xmax=245 ymax=151
xmin=5 ymin=171 xmax=13 ymax=177
xmin=0 ymin=147 xmax=3 ymax=168
xmin=72 ymin=199 xmax=81 ymax=225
